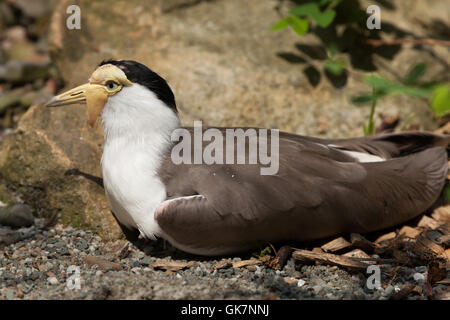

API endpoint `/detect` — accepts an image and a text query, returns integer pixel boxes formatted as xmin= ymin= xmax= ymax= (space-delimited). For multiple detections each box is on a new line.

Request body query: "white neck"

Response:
xmin=101 ymin=84 xmax=180 ymax=147
xmin=100 ymin=84 xmax=180 ymax=238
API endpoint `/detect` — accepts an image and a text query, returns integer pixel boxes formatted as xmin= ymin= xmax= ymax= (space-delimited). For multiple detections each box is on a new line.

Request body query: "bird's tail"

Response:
xmin=355 ymin=146 xmax=448 ymax=232
xmin=329 ymin=131 xmax=450 ymax=159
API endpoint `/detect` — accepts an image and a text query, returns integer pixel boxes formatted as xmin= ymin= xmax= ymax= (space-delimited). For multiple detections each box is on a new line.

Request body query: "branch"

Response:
xmin=364 ymin=38 xmax=450 ymax=46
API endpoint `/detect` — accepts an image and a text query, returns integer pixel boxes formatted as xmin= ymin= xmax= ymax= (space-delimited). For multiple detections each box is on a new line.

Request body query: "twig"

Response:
xmin=364 ymin=38 xmax=450 ymax=47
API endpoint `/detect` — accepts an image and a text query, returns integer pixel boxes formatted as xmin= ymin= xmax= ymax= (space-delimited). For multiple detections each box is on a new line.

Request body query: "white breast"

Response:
xmin=102 ymin=141 xmax=167 ymax=239
xmin=100 ymin=83 xmax=180 ymax=239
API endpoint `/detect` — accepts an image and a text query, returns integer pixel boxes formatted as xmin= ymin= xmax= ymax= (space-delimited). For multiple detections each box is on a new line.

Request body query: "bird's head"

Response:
xmin=45 ymin=60 xmax=177 ymax=128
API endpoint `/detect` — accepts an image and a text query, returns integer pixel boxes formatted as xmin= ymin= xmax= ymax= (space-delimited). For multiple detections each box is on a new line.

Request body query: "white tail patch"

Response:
xmin=339 ymin=150 xmax=384 ymax=163
xmin=327 ymin=144 xmax=384 ymax=163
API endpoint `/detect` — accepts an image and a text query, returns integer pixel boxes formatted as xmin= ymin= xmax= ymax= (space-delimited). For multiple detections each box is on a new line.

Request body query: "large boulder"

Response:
xmin=0 ymin=0 xmax=446 ymax=239
xmin=0 ymin=103 xmax=122 ymax=239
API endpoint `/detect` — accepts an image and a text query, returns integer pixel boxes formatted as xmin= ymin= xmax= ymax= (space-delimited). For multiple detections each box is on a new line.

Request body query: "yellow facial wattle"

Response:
xmin=45 ymin=64 xmax=133 ymax=127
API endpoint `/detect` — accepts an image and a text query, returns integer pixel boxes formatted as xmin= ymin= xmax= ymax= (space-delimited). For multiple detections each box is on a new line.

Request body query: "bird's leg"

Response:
xmin=64 ymin=168 xmax=104 ymax=188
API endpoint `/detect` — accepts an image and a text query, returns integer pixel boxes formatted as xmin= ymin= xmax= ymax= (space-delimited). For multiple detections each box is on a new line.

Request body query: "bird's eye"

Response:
xmin=105 ymin=81 xmax=119 ymax=91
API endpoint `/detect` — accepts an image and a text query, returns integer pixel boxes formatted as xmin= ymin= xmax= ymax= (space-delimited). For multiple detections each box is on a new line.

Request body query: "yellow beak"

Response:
xmin=45 ymin=83 xmax=108 ymax=127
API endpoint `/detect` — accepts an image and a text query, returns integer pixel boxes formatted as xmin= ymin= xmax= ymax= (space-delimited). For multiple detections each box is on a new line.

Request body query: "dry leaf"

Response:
xmin=375 ymin=232 xmax=396 ymax=244
xmin=265 ymin=246 xmax=293 ymax=270
xmin=417 ymin=216 xmax=440 ymax=230
xmin=118 ymin=243 xmax=130 ymax=260
xmin=292 ymin=249 xmax=369 ymax=270
xmin=213 ymin=260 xmax=232 ymax=270
xmin=350 ymin=233 xmax=375 ymax=252
xmin=84 ymin=256 xmax=123 ymax=271
xmin=391 ymin=283 xmax=415 ymax=300
xmin=399 ymin=226 xmax=420 ymax=239
xmin=427 ymin=260 xmax=446 ymax=285
xmin=150 ymin=260 xmax=194 ymax=272
xmin=435 ymin=278 xmax=450 ymax=285
xmin=413 ymin=235 xmax=446 ymax=262
xmin=321 ymin=237 xmax=351 ymax=252
xmin=343 ymin=249 xmax=370 ymax=259
xmin=393 ymin=249 xmax=410 ymax=264
xmin=434 ymin=291 xmax=450 ymax=300
xmin=232 ymin=259 xmax=261 ymax=268
xmin=283 ymin=277 xmax=298 ymax=285
xmin=431 ymin=205 xmax=450 ymax=223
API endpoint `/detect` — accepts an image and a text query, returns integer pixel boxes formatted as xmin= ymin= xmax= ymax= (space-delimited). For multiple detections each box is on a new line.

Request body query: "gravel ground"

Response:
xmin=1 ymin=219 xmax=445 ymax=300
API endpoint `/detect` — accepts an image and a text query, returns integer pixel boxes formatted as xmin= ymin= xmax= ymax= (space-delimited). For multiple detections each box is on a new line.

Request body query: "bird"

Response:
xmin=45 ymin=59 xmax=449 ymax=256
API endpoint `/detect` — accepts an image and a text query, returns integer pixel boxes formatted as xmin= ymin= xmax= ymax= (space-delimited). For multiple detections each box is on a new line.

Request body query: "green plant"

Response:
xmin=353 ymin=63 xmax=450 ymax=135
xmin=444 ymin=185 xmax=450 ymax=203
xmin=252 ymin=242 xmax=277 ymax=259
xmin=272 ymin=1 xmax=346 ymax=76
xmin=272 ymin=0 xmax=341 ymax=35
xmin=272 ymin=1 xmax=450 ymax=135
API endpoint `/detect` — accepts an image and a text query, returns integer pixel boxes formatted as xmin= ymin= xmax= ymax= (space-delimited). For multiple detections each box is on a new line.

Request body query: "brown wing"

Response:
xmin=155 ymin=129 xmax=448 ymax=255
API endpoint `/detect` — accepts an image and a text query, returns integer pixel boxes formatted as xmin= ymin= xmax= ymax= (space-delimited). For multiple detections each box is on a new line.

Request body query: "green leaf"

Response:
xmin=290 ymin=3 xmax=320 ymax=17
xmin=290 ymin=3 xmax=336 ymax=28
xmin=362 ymin=123 xmax=368 ymax=136
xmin=271 ymin=18 xmax=291 ymax=31
xmin=290 ymin=17 xmax=309 ymax=36
xmin=388 ymin=85 xmax=430 ymax=98
xmin=364 ymin=75 xmax=392 ymax=91
xmin=271 ymin=16 xmax=309 ymax=36
xmin=319 ymin=0 xmax=342 ymax=6
xmin=404 ymin=63 xmax=427 ymax=85
xmin=352 ymin=94 xmax=376 ymax=104
xmin=364 ymin=74 xmax=430 ymax=98
xmin=443 ymin=185 xmax=450 ymax=203
xmin=431 ymin=83 xmax=450 ymax=117
xmin=324 ymin=58 xmax=345 ymax=75
xmin=327 ymin=43 xmax=339 ymax=57
xmin=315 ymin=10 xmax=336 ymax=27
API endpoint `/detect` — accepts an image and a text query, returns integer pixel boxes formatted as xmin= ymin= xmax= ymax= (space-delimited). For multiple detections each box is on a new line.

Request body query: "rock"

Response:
xmin=0 ymin=3 xmax=14 ymax=34
xmin=384 ymin=285 xmax=394 ymax=297
xmin=5 ymin=289 xmax=14 ymax=300
xmin=247 ymin=265 xmax=257 ymax=272
xmin=140 ymin=257 xmax=155 ymax=266
xmin=0 ymin=90 xmax=22 ymax=113
xmin=0 ymin=60 xmax=51 ymax=84
xmin=0 ymin=103 xmax=122 ymax=240
xmin=297 ymin=279 xmax=306 ymax=287
xmin=0 ymin=203 xmax=34 ymax=227
xmin=0 ymin=228 xmax=22 ymax=245
xmin=11 ymin=0 xmax=53 ymax=19
xmin=413 ymin=273 xmax=425 ymax=282
xmin=47 ymin=276 xmax=58 ymax=285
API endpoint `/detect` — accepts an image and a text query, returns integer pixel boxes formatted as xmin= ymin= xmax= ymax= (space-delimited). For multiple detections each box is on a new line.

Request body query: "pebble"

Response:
xmin=384 ymin=285 xmax=394 ymax=297
xmin=140 ymin=257 xmax=155 ymax=266
xmin=415 ymin=266 xmax=427 ymax=273
xmin=297 ymin=279 xmax=306 ymax=287
xmin=0 ymin=204 xmax=34 ymax=228
xmin=413 ymin=273 xmax=425 ymax=282
xmin=47 ymin=277 xmax=58 ymax=285
xmin=0 ymin=218 xmax=434 ymax=300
